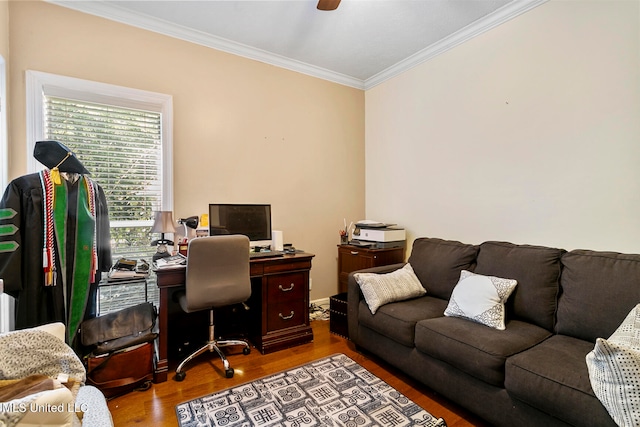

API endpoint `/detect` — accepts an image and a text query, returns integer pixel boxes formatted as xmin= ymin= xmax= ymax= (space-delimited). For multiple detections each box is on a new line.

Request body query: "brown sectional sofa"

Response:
xmin=348 ymin=237 xmax=640 ymax=426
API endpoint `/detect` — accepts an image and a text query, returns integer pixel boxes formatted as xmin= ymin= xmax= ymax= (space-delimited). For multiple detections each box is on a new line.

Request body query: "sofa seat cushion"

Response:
xmin=506 ymin=334 xmax=616 ymax=427
xmin=415 ymin=317 xmax=551 ymax=387
xmin=359 ymin=296 xmax=448 ymax=348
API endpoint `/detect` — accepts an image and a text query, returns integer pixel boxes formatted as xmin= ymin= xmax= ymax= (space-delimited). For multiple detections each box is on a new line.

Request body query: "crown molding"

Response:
xmin=48 ymin=0 xmax=546 ymax=91
xmin=364 ymin=0 xmax=548 ymax=90
xmin=47 ymin=0 xmax=365 ymax=89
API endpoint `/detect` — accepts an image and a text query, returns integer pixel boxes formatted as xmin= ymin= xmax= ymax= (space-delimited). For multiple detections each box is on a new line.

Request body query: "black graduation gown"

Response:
xmin=0 ymin=172 xmax=112 ymax=333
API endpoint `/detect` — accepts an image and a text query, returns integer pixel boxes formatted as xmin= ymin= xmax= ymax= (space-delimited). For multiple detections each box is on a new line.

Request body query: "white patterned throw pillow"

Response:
xmin=354 ymin=263 xmax=426 ymax=314
xmin=444 ymin=270 xmax=517 ymax=330
xmin=586 ymin=304 xmax=640 ymax=427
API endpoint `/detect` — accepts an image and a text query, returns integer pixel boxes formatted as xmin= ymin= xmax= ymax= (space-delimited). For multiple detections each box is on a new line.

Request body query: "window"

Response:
xmin=26 ymin=71 xmax=173 ymax=312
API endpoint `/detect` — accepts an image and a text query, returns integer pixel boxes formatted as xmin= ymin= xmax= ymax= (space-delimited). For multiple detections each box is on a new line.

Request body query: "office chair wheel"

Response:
xmin=243 ymin=347 xmax=251 ymax=355
xmin=225 ymin=368 xmax=234 ymax=378
xmin=175 ymin=371 xmax=186 ymax=382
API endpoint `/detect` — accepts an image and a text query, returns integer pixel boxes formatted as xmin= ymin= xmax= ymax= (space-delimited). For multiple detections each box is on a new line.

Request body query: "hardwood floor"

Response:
xmin=107 ymin=320 xmax=490 ymax=426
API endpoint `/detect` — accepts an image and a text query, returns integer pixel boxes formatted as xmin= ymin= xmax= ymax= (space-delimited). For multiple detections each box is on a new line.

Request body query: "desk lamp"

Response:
xmin=178 ymin=216 xmax=199 ymax=238
xmin=151 ymin=211 xmax=176 ymax=261
xmin=177 ymin=216 xmax=199 ymax=256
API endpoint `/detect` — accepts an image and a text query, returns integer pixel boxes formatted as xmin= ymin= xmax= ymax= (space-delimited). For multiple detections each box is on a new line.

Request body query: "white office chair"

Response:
xmin=173 ymin=235 xmax=252 ymax=381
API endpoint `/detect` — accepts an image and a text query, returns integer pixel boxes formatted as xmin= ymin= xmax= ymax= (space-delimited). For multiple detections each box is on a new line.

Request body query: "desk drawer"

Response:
xmin=267 ymin=301 xmax=306 ymax=332
xmin=266 ymin=272 xmax=305 ymax=304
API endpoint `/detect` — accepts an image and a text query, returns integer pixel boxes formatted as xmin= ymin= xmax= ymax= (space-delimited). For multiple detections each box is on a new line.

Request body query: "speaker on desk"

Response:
xmin=272 ymin=230 xmax=284 ymax=251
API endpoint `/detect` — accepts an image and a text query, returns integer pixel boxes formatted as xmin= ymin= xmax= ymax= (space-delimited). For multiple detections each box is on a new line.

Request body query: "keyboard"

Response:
xmin=250 ymin=251 xmax=285 ymax=259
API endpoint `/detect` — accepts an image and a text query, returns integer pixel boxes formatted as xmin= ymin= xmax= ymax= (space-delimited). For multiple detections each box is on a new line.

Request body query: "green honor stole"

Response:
xmin=41 ymin=170 xmax=98 ymax=343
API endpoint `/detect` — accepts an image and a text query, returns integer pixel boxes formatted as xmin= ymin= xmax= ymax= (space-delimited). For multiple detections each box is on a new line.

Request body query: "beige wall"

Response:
xmin=0 ymin=1 xmax=7 ymax=59
xmin=10 ymin=0 xmax=638 ymax=303
xmin=7 ymin=1 xmax=365 ymax=300
xmin=1 ymin=0 xmax=7 ymax=187
xmin=366 ymin=0 xmax=640 ymax=253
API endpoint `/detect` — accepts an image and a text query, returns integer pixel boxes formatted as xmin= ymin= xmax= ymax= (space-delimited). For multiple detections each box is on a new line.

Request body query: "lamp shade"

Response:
xmin=151 ymin=211 xmax=176 ymax=234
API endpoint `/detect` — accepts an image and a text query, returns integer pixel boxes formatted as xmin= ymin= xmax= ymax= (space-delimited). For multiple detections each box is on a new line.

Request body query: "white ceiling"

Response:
xmin=49 ymin=0 xmax=546 ymax=89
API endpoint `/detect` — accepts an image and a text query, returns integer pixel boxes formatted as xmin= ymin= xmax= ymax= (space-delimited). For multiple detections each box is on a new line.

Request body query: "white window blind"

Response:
xmin=44 ymin=97 xmax=163 ymax=224
xmin=43 ymin=97 xmax=163 ymax=311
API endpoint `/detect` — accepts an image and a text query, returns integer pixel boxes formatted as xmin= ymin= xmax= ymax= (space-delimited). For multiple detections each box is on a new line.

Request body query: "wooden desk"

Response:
xmin=154 ymin=252 xmax=314 ymax=382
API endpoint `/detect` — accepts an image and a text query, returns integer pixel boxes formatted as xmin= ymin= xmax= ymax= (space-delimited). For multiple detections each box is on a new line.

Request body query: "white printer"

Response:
xmin=351 ymin=221 xmax=406 ymax=248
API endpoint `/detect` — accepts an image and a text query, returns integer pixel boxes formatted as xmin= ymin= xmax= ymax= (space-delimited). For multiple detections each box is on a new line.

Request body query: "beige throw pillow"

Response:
xmin=354 ymin=263 xmax=426 ymax=314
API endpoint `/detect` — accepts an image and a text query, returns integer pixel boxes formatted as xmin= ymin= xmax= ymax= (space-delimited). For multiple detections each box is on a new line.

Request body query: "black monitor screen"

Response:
xmin=208 ymin=204 xmax=272 ymax=241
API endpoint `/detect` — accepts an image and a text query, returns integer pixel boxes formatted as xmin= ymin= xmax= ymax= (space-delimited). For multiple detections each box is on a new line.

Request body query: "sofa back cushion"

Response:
xmin=408 ymin=237 xmax=479 ymax=300
xmin=557 ymin=250 xmax=640 ymax=342
xmin=474 ymin=241 xmax=565 ymax=331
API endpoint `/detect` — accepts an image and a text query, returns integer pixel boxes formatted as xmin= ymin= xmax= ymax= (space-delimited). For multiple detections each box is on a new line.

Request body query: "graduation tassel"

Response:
xmin=43 ymin=248 xmax=54 ymax=286
xmin=50 ymin=152 xmax=72 ymax=185
xmin=50 ymin=168 xmax=61 ymax=185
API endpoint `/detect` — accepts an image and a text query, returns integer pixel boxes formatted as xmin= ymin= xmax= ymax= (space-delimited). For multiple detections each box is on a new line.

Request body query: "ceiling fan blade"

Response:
xmin=317 ymin=0 xmax=341 ymax=11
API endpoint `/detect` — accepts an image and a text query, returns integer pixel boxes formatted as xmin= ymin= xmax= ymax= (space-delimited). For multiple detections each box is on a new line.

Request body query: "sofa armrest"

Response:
xmin=76 ymin=385 xmax=114 ymax=427
xmin=347 ymin=262 xmax=406 ymax=344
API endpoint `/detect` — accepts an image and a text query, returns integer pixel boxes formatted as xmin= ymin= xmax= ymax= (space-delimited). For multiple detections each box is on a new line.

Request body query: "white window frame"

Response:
xmin=25 ymin=70 xmax=174 ymax=211
xmin=0 ymin=55 xmax=13 ymax=333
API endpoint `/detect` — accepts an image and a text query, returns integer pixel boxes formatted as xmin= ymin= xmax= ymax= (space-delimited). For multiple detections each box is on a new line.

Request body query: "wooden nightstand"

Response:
xmin=337 ymin=244 xmax=405 ymax=293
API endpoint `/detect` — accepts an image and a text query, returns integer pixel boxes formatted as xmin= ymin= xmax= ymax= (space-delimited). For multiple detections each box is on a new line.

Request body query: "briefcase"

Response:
xmin=86 ymin=341 xmax=154 ymax=399
xmin=81 ymin=302 xmax=157 ymax=355
xmin=81 ymin=302 xmax=157 ymax=399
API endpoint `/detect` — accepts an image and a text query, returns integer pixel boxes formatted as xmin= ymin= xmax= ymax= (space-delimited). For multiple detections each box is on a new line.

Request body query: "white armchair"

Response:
xmin=0 ymin=322 xmax=113 ymax=427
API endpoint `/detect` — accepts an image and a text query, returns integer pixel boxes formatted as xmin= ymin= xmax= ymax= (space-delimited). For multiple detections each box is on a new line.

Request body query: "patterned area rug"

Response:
xmin=175 ymin=353 xmax=447 ymax=427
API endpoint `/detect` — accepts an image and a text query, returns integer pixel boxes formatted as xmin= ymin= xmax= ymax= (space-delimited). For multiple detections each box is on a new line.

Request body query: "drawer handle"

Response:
xmin=350 ymin=251 xmax=359 ymax=255
xmin=279 ymin=283 xmax=295 ymax=292
xmin=279 ymin=311 xmax=295 ymax=320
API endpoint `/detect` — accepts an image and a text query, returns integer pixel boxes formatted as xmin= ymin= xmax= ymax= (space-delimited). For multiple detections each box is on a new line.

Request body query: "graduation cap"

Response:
xmin=34 ymin=140 xmax=90 ymax=175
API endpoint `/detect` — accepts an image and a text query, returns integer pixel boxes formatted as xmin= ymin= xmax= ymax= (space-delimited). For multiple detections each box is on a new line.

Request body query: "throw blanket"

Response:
xmin=0 ymin=375 xmax=61 ymax=401
xmin=0 ymin=328 xmax=85 ymax=427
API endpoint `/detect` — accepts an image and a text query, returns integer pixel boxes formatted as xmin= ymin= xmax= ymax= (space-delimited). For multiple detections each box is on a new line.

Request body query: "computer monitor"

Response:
xmin=208 ymin=204 xmax=272 ymax=247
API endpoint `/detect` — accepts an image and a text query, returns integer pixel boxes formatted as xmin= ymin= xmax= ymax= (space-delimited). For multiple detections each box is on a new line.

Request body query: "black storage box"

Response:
xmin=330 ymin=292 xmax=349 ymax=339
